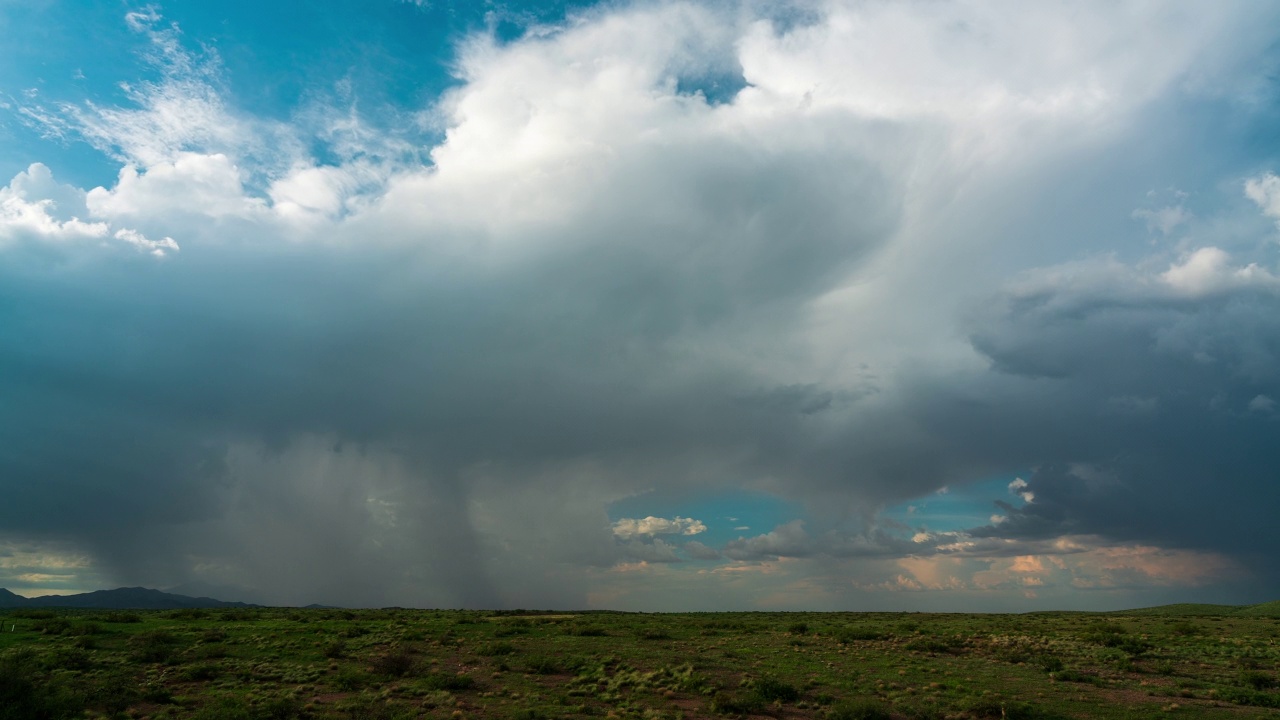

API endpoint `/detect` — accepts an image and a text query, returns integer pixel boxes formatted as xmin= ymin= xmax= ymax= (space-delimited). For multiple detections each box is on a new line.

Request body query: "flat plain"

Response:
xmin=2 ymin=604 xmax=1278 ymax=720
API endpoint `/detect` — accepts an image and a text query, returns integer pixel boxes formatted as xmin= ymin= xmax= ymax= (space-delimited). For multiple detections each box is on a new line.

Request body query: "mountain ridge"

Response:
xmin=0 ymin=586 xmax=257 ymax=609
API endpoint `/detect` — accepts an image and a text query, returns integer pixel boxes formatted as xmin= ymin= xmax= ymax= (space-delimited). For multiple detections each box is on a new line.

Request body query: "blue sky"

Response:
xmin=2 ymin=0 xmax=1280 ymax=611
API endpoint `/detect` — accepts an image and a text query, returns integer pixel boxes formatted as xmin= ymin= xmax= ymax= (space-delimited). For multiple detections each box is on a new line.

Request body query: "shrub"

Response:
xmin=130 ymin=630 xmax=180 ymax=663
xmin=837 ymin=628 xmax=886 ymax=643
xmin=1241 ymin=670 xmax=1277 ymax=690
xmin=182 ymin=663 xmax=222 ymax=681
xmin=168 ymin=608 xmax=209 ymax=620
xmin=0 ymin=655 xmax=84 ymax=720
xmin=828 ymin=699 xmax=892 ymax=720
xmin=1216 ymin=687 xmax=1280 ymax=709
xmin=259 ymin=695 xmax=304 ymax=720
xmin=333 ymin=667 xmax=370 ymax=691
xmin=371 ymin=648 xmax=417 ymax=677
xmin=788 ymin=622 xmax=809 ymax=635
xmin=1037 ymin=655 xmax=1064 ymax=673
xmin=33 ymin=618 xmax=73 ymax=635
xmin=480 ymin=641 xmax=516 ymax=656
xmin=70 ymin=622 xmax=101 ymax=636
xmin=710 ymin=691 xmax=764 ymax=716
xmin=102 ymin=611 xmax=142 ymax=623
xmin=421 ymin=673 xmax=476 ymax=692
xmin=191 ymin=697 xmax=257 ymax=720
xmin=142 ymin=682 xmax=175 ymax=703
xmin=637 ymin=628 xmax=671 ymax=640
xmin=340 ymin=694 xmax=416 ymax=720
xmin=86 ymin=672 xmax=141 ymax=717
xmin=904 ymin=636 xmax=966 ymax=654
xmin=324 ymin=639 xmax=348 ymax=658
xmin=1051 ymin=669 xmax=1097 ymax=684
xmin=45 ymin=648 xmax=92 ymax=671
xmin=752 ymin=677 xmax=800 ymax=703
xmin=525 ymin=656 xmax=562 ymax=674
xmin=10 ymin=609 xmax=56 ymax=620
xmin=958 ymin=696 xmax=1051 ymax=719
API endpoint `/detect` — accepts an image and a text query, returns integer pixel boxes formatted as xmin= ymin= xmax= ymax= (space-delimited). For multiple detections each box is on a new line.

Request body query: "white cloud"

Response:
xmin=113 ymin=228 xmax=178 ymax=257
xmin=0 ymin=163 xmax=180 ymax=256
xmin=1245 ymin=173 xmax=1280 ymax=226
xmin=611 ymin=516 xmax=707 ymax=539
xmin=1008 ymin=478 xmax=1034 ymax=504
xmin=1161 ymin=247 xmax=1278 ymax=297
xmin=0 ymin=163 xmax=107 ymax=244
xmin=87 ymin=153 xmax=266 ymax=223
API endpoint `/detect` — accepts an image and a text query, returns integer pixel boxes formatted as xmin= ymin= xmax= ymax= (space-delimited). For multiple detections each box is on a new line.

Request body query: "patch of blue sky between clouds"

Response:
xmin=608 ymin=489 xmax=806 ymax=551
xmin=0 ymin=0 xmax=599 ymax=189
xmin=880 ymin=475 xmax=1032 ymax=538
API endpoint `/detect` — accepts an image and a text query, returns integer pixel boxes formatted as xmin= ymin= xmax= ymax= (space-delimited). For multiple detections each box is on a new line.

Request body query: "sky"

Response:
xmin=1 ymin=0 xmax=1279 ymax=612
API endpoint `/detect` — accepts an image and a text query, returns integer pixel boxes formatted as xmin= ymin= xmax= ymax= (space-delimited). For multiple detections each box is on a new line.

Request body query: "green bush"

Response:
xmin=957 ymin=696 xmax=1055 ymax=719
xmin=191 ymin=697 xmax=257 ymax=720
xmin=0 ymin=655 xmax=84 ymax=720
xmin=827 ymin=699 xmax=892 ymax=720
xmin=904 ymin=636 xmax=966 ymax=654
xmin=130 ymin=630 xmax=180 ymax=663
xmin=1241 ymin=670 xmax=1277 ymax=690
xmin=525 ymin=655 xmax=562 ymax=674
xmin=420 ymin=672 xmax=475 ymax=691
xmin=837 ymin=627 xmax=886 ymax=643
xmin=33 ymin=618 xmax=72 ymax=636
xmin=1036 ymin=654 xmax=1064 ymax=673
xmin=340 ymin=694 xmax=416 ymax=720
xmin=370 ymin=648 xmax=417 ymax=677
xmin=333 ymin=667 xmax=370 ymax=691
xmin=102 ymin=611 xmax=142 ymax=623
xmin=182 ymin=663 xmax=222 ymax=681
xmin=710 ymin=691 xmax=764 ymax=715
xmin=10 ymin=609 xmax=56 ymax=620
xmin=752 ymin=677 xmax=800 ymax=702
xmin=1051 ymin=669 xmax=1097 ymax=684
xmin=1216 ymin=687 xmax=1280 ymax=708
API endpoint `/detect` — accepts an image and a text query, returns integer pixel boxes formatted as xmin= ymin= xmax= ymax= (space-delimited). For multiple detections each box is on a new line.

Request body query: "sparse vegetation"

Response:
xmin=0 ymin=605 xmax=1277 ymax=718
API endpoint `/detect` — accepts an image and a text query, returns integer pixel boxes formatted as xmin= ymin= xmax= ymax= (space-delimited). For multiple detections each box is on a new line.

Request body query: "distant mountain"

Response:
xmin=0 ymin=586 xmax=257 ymax=609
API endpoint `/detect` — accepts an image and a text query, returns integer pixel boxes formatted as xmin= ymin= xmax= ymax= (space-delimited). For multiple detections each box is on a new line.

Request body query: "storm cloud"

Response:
xmin=1 ymin=0 xmax=1279 ymax=609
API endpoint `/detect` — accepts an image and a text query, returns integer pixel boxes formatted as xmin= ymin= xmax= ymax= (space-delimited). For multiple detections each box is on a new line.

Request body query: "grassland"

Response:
xmin=1 ymin=605 xmax=1278 ymax=720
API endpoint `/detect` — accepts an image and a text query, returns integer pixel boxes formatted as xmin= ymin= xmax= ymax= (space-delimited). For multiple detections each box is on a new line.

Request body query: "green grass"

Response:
xmin=0 ymin=607 xmax=1277 ymax=718
xmin=1114 ymin=600 xmax=1280 ymax=617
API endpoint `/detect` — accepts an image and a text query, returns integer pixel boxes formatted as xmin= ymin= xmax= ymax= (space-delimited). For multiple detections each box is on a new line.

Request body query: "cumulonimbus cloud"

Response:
xmin=0 ymin=0 xmax=1278 ymax=609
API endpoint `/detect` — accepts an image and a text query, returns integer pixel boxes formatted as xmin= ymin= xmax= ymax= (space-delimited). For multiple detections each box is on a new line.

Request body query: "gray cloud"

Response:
xmin=1 ymin=0 xmax=1279 ymax=608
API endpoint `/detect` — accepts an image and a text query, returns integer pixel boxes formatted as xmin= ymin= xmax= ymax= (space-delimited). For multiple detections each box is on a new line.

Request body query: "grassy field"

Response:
xmin=2 ymin=605 xmax=1278 ymax=720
